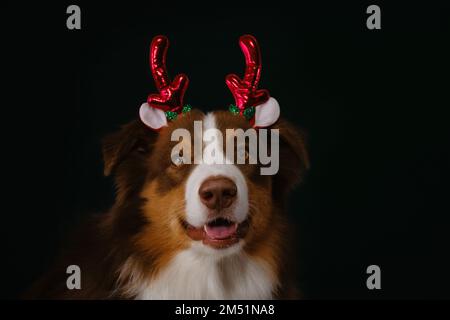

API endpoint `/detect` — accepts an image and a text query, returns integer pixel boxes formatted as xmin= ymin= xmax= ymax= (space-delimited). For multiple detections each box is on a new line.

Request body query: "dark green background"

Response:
xmin=3 ymin=2 xmax=449 ymax=299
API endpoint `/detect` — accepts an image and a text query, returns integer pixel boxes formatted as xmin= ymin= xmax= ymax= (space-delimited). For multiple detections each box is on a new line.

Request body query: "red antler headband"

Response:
xmin=139 ymin=35 xmax=190 ymax=130
xmin=226 ymin=35 xmax=280 ymax=128
xmin=139 ymin=35 xmax=280 ymax=130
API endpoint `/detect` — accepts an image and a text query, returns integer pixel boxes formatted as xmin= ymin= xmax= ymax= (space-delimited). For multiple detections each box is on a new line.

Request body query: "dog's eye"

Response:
xmin=172 ymin=155 xmax=185 ymax=167
xmin=236 ymin=147 xmax=250 ymax=163
xmin=244 ymin=150 xmax=249 ymax=161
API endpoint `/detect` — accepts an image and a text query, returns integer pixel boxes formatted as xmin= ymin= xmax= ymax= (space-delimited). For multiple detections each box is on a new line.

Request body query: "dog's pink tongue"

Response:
xmin=204 ymin=223 xmax=237 ymax=240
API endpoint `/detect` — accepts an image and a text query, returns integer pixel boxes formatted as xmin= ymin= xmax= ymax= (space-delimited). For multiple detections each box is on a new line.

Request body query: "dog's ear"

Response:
xmin=271 ymin=118 xmax=310 ymax=197
xmin=102 ymin=120 xmax=155 ymax=176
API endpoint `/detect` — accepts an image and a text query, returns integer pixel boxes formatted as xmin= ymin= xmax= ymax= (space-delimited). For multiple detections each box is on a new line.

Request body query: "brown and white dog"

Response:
xmin=27 ymin=35 xmax=309 ymax=299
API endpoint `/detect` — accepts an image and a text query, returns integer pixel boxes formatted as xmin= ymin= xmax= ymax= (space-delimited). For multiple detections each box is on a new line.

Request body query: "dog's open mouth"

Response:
xmin=204 ymin=217 xmax=237 ymax=239
xmin=182 ymin=217 xmax=249 ymax=249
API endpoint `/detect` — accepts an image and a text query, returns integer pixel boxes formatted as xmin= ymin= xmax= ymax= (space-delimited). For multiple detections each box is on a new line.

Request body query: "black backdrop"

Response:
xmin=3 ymin=2 xmax=449 ymax=299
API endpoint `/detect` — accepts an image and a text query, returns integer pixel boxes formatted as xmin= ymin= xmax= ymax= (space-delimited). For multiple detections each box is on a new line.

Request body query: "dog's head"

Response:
xmin=102 ymin=35 xmax=309 ymax=260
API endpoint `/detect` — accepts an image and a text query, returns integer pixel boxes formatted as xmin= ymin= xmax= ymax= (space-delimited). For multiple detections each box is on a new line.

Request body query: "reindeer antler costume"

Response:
xmin=139 ymin=35 xmax=280 ymax=130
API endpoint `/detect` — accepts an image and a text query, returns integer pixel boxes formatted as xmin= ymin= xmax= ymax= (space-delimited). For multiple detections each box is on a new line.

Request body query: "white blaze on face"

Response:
xmin=184 ymin=113 xmax=249 ymax=228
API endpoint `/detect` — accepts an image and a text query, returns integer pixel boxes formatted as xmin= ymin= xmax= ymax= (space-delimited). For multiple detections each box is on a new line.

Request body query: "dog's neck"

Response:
xmin=117 ymin=242 xmax=278 ymax=300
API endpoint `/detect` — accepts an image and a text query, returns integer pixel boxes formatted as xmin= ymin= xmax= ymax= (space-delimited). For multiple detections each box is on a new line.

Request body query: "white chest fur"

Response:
xmin=126 ymin=243 xmax=276 ymax=300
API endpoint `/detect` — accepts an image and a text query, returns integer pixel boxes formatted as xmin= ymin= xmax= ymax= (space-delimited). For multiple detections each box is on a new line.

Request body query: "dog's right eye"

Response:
xmin=171 ymin=148 xmax=186 ymax=168
xmin=172 ymin=156 xmax=184 ymax=167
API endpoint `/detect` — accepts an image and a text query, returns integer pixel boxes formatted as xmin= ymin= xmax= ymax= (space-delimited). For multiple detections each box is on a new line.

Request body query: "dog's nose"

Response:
xmin=199 ymin=177 xmax=237 ymax=210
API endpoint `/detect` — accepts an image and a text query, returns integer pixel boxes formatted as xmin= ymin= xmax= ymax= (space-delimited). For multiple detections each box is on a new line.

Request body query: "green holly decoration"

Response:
xmin=165 ymin=111 xmax=178 ymax=121
xmin=182 ymin=104 xmax=192 ymax=114
xmin=243 ymin=106 xmax=255 ymax=120
xmin=229 ymin=104 xmax=240 ymax=115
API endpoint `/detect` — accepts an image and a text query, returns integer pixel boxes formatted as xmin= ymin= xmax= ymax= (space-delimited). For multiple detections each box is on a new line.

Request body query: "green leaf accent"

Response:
xmin=182 ymin=104 xmax=192 ymax=114
xmin=165 ymin=111 xmax=178 ymax=121
xmin=243 ymin=106 xmax=255 ymax=120
xmin=228 ymin=104 xmax=240 ymax=115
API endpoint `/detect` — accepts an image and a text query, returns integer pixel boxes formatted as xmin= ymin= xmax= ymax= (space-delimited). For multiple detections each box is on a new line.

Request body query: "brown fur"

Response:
xmin=25 ymin=109 xmax=308 ymax=299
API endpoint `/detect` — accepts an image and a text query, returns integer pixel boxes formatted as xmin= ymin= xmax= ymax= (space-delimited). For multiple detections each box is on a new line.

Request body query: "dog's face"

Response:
xmin=102 ymin=109 xmax=308 ymax=261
